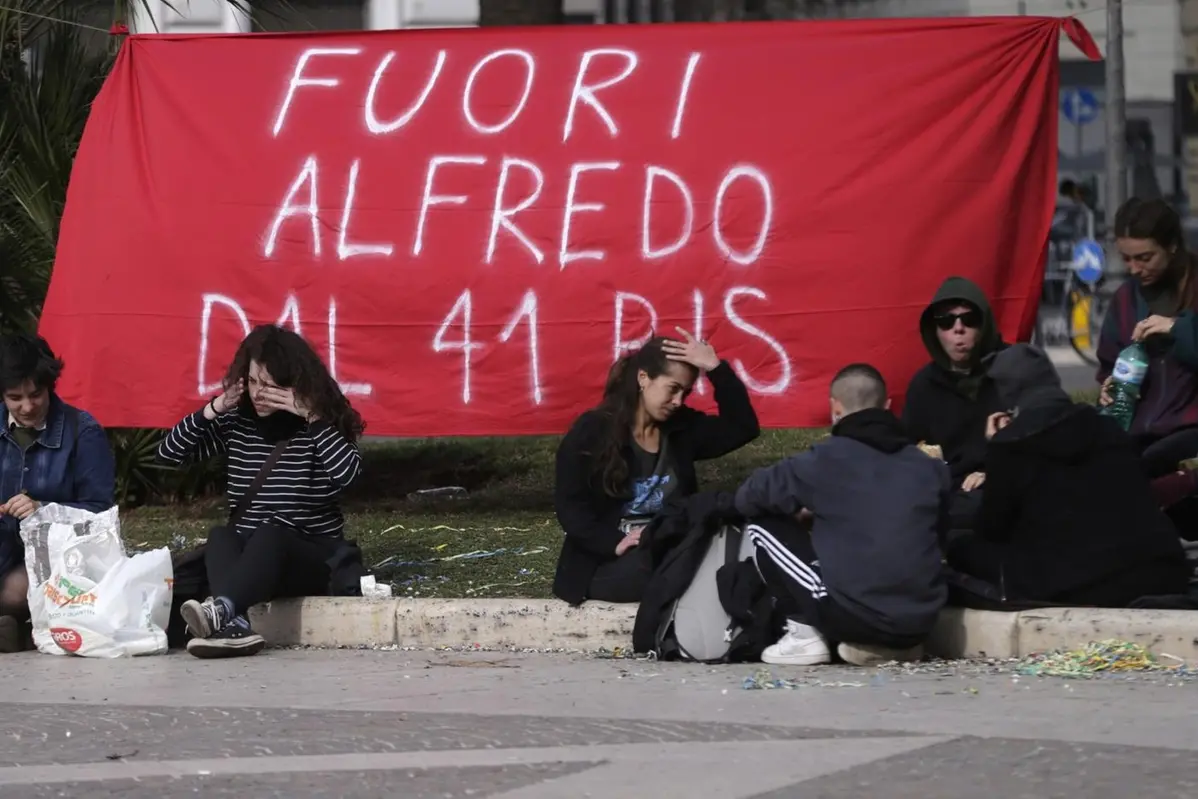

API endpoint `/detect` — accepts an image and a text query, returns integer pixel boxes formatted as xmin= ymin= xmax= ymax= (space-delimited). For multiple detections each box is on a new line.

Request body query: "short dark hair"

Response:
xmin=830 ymin=363 xmax=887 ymax=412
xmin=0 ymin=333 xmax=64 ymax=393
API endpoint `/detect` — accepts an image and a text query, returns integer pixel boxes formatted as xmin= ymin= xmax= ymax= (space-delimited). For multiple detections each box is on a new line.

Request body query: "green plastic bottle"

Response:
xmin=1101 ymin=341 xmax=1149 ymax=431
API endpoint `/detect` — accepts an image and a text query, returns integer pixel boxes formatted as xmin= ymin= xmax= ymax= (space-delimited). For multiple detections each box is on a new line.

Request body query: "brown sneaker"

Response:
xmin=0 ymin=616 xmax=21 ymax=654
xmin=837 ymin=642 xmax=923 ymax=667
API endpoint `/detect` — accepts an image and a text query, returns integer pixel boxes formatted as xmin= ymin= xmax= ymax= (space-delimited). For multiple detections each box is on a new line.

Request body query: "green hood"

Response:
xmin=919 ymin=276 xmax=1002 ymax=372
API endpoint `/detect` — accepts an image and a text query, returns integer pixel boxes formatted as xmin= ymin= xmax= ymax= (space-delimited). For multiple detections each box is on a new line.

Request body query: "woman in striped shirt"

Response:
xmin=158 ymin=325 xmax=364 ymax=658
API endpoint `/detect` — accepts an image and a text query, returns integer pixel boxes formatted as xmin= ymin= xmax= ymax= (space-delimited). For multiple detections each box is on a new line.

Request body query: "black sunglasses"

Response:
xmin=934 ymin=310 xmax=982 ymax=331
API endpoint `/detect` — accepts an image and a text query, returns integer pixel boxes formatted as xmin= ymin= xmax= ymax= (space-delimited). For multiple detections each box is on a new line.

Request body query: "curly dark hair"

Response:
xmin=0 ymin=333 xmax=64 ymax=393
xmin=591 ymin=336 xmax=696 ymax=498
xmin=223 ymin=325 xmax=365 ymax=442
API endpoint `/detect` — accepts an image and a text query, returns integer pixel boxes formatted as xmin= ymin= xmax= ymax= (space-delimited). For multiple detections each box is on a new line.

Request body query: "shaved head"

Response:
xmin=830 ymin=363 xmax=887 ymax=414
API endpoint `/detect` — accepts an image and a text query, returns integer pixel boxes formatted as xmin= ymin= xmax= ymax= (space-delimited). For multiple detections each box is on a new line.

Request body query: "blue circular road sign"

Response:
xmin=1060 ymin=88 xmax=1099 ymax=126
xmin=1072 ymin=238 xmax=1105 ymax=283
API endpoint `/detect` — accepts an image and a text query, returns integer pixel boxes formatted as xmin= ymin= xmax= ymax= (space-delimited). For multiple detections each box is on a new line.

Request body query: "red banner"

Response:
xmin=40 ymin=18 xmax=1092 ymax=436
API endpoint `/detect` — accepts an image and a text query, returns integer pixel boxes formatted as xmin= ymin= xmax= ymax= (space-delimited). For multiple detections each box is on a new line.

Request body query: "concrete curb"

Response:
xmin=1013 ymin=607 xmax=1198 ymax=661
xmin=250 ymin=598 xmax=1197 ymax=661
xmin=251 ymin=598 xmax=637 ymax=651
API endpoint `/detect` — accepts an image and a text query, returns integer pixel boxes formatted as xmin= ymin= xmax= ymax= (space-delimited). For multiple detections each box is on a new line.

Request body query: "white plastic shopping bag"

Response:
xmin=20 ymin=504 xmax=173 ymax=658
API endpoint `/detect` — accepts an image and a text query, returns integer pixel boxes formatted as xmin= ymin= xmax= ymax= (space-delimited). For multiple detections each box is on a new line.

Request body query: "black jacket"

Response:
xmin=735 ymin=409 xmax=949 ymax=638
xmin=903 ymin=276 xmax=1007 ymax=488
xmin=973 ymin=345 xmax=1188 ymax=601
xmin=553 ymin=362 xmax=760 ymax=605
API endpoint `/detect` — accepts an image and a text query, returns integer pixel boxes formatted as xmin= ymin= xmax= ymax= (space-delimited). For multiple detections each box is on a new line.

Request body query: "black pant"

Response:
xmin=948 ymin=489 xmax=983 ymax=534
xmin=1136 ymin=428 xmax=1198 ymax=539
xmin=746 ymin=516 xmax=922 ymax=650
xmin=947 ymin=533 xmax=1189 ymax=608
xmin=206 ymin=524 xmax=333 ymax=616
xmin=587 ymin=546 xmax=652 ymax=603
xmin=1138 ymin=427 xmax=1198 ymax=478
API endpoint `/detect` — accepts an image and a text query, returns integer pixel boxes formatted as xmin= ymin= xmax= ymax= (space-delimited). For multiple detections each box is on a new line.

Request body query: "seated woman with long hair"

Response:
xmin=553 ymin=329 xmax=761 ymax=606
xmin=157 ymin=325 xmax=364 ymax=658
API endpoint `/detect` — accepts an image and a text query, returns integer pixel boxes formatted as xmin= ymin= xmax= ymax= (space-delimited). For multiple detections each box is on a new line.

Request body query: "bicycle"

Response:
xmin=1061 ymin=268 xmax=1108 ymax=366
xmin=1039 ymin=202 xmax=1107 ymax=366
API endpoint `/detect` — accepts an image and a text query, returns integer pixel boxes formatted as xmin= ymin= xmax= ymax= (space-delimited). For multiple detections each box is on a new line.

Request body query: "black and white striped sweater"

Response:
xmin=158 ymin=409 xmax=362 ymax=538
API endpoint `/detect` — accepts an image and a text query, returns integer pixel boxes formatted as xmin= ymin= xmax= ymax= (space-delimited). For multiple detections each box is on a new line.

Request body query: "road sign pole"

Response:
xmin=1106 ymin=0 xmax=1127 ymax=276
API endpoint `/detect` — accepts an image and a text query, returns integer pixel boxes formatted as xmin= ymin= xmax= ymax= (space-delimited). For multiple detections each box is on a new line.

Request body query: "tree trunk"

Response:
xmin=478 ymin=0 xmax=563 ymax=26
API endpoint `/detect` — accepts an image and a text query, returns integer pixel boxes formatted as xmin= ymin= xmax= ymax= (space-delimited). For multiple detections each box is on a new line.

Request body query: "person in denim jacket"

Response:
xmin=0 ymin=333 xmax=115 ymax=651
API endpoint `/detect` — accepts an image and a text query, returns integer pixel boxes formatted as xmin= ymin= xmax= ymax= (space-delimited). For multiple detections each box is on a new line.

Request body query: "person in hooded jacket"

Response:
xmin=903 ymin=277 xmax=1007 ymax=531
xmin=946 ymin=344 xmax=1189 ymax=607
xmin=736 ymin=363 xmax=948 ymax=667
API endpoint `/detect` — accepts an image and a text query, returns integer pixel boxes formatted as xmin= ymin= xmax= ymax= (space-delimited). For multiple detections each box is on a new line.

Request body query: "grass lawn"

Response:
xmin=120 ymin=428 xmax=829 ymax=600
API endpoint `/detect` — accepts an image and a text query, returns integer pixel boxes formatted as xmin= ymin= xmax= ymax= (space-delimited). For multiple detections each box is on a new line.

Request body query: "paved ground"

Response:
xmin=1047 ymin=344 xmax=1098 ymax=395
xmin=0 ymin=649 xmax=1194 ymax=797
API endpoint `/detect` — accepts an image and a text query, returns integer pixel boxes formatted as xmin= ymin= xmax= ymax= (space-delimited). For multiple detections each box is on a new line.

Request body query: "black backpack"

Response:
xmin=654 ymin=525 xmax=783 ymax=663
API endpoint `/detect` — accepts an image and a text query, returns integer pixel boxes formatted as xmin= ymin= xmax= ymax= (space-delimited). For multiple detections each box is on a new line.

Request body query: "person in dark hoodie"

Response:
xmin=946 ymin=344 xmax=1189 ymax=606
xmin=553 ymin=330 xmax=760 ymax=606
xmin=903 ymin=277 xmax=1007 ymax=530
xmin=735 ymin=363 xmax=948 ymax=667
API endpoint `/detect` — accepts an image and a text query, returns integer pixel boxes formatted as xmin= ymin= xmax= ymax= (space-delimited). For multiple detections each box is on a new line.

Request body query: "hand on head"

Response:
xmin=661 ymin=327 xmax=719 ymax=372
xmin=213 ymin=376 xmax=318 ymax=423
xmin=212 ymin=380 xmax=245 ymax=414
xmin=258 ymin=385 xmax=315 ymax=420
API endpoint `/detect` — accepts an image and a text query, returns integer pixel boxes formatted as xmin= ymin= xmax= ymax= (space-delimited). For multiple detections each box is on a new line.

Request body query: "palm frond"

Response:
xmin=0 ymin=2 xmax=111 ymax=332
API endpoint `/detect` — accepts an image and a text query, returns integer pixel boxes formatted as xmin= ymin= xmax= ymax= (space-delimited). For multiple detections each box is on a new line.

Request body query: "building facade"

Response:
xmin=126 ymin=0 xmax=1188 ymax=205
xmin=131 ymin=0 xmax=1182 ymax=103
xmin=129 ymin=0 xmax=606 ymax=33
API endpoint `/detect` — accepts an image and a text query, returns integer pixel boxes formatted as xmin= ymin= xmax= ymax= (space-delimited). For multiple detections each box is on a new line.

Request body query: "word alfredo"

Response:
xmin=261 ymin=45 xmax=775 ymax=268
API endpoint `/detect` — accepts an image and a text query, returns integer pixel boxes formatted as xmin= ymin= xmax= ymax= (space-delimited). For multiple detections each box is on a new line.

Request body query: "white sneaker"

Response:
xmin=761 ymin=620 xmax=831 ymax=665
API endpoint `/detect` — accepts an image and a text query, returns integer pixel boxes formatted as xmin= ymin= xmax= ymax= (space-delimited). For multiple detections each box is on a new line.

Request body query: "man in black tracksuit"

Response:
xmin=735 ymin=364 xmax=948 ymax=667
xmin=903 ymin=277 xmax=1007 ymax=531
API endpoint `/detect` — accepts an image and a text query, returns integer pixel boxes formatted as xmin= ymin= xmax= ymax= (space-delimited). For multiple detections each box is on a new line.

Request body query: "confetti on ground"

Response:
xmin=464 ymin=581 xmax=530 ymax=595
xmin=373 ymin=546 xmax=548 ymax=569
xmin=742 ymin=669 xmax=799 ymax=690
xmin=397 ymin=575 xmax=450 ymax=588
xmin=591 ymin=647 xmax=656 ymax=661
xmin=1017 ymin=640 xmax=1196 ymax=680
xmin=741 ymin=669 xmax=866 ymax=690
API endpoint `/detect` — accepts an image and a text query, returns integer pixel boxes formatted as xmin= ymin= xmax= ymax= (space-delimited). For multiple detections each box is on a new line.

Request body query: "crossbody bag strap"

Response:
xmin=229 ymin=439 xmax=291 ymax=526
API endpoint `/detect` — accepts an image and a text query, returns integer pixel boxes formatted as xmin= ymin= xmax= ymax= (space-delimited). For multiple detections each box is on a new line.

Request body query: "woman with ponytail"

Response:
xmin=552 ymin=328 xmax=760 ymax=605
xmin=1098 ymin=197 xmax=1198 ymax=536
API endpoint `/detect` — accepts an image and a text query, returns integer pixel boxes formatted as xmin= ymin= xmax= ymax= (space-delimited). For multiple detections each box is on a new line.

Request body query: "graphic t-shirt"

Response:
xmin=622 ymin=440 xmax=678 ymax=521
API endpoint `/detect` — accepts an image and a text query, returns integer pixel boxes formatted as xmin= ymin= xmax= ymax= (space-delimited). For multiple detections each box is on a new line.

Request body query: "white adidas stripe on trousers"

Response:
xmin=745 ymin=523 xmax=828 ymax=600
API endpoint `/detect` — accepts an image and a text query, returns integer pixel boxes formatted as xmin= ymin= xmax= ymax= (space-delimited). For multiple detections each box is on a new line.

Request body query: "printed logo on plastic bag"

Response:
xmin=49 ymin=628 xmax=82 ymax=653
